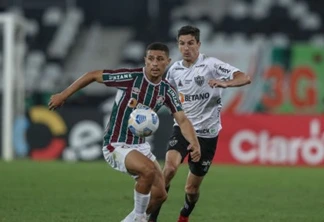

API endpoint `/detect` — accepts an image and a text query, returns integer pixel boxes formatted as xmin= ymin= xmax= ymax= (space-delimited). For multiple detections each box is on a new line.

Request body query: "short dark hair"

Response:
xmin=146 ymin=42 xmax=169 ymax=56
xmin=177 ymin=25 xmax=200 ymax=42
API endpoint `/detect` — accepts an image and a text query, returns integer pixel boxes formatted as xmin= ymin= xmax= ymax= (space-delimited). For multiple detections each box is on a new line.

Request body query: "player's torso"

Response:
xmin=105 ymin=74 xmax=167 ymax=145
xmin=171 ymin=58 xmax=223 ymax=137
xmin=125 ymin=77 xmax=167 ymax=113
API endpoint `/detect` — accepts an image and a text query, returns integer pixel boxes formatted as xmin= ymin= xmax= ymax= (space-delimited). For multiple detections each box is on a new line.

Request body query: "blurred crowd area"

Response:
xmin=0 ymin=0 xmax=323 ymax=114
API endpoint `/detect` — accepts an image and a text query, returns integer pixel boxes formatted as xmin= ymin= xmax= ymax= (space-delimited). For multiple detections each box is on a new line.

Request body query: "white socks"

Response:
xmin=134 ymin=189 xmax=151 ymax=216
xmin=122 ymin=190 xmax=150 ymax=222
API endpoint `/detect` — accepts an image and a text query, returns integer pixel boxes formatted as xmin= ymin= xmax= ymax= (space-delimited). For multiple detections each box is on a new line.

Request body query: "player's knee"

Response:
xmin=161 ymin=193 xmax=168 ymax=205
xmin=161 ymin=189 xmax=168 ymax=202
xmin=140 ymin=162 xmax=157 ymax=183
xmin=163 ymin=164 xmax=178 ymax=180
xmin=158 ymin=190 xmax=168 ymax=204
xmin=153 ymin=189 xmax=168 ymax=205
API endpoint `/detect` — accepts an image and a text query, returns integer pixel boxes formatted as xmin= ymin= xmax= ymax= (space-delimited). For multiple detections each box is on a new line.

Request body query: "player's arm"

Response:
xmin=208 ymin=58 xmax=251 ymax=88
xmin=48 ymin=70 xmax=104 ymax=110
xmin=227 ymin=71 xmax=251 ymax=87
xmin=173 ymin=111 xmax=201 ymax=162
xmin=208 ymin=71 xmax=251 ymax=88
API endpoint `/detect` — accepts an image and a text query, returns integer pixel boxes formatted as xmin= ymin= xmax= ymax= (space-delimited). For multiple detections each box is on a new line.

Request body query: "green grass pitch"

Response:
xmin=0 ymin=160 xmax=324 ymax=222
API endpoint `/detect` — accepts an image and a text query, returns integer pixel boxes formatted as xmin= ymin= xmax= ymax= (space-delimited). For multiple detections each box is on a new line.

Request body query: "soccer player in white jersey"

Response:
xmin=48 ymin=42 xmax=201 ymax=222
xmin=148 ymin=26 xmax=251 ymax=222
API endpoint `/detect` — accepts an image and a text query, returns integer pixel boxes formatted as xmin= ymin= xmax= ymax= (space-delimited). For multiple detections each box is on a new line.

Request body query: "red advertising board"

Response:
xmin=215 ymin=114 xmax=324 ymax=166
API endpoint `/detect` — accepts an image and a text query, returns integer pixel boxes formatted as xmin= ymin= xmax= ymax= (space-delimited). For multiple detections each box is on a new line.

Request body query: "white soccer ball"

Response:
xmin=128 ymin=108 xmax=159 ymax=137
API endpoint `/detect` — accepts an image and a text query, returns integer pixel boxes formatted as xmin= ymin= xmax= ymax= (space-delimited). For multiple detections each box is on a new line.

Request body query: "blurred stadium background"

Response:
xmin=0 ymin=0 xmax=324 ymax=221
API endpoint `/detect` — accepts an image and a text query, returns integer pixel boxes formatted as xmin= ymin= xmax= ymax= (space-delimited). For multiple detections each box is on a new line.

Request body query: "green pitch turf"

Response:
xmin=0 ymin=161 xmax=324 ymax=222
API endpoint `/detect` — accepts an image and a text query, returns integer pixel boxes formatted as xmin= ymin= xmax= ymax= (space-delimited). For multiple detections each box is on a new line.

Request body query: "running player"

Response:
xmin=48 ymin=42 xmax=201 ymax=222
xmin=148 ymin=26 xmax=251 ymax=222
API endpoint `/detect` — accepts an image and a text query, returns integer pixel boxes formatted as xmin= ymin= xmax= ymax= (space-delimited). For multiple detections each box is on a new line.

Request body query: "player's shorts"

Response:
xmin=167 ymin=126 xmax=219 ymax=177
xmin=102 ymin=142 xmax=156 ymax=179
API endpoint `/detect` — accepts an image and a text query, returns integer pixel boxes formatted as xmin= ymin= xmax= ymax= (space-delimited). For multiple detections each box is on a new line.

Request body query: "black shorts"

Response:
xmin=167 ymin=126 xmax=219 ymax=177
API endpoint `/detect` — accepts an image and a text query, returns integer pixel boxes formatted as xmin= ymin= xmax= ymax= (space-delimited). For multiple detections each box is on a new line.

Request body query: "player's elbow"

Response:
xmin=243 ymin=74 xmax=252 ymax=85
xmin=177 ymin=115 xmax=189 ymax=128
xmin=173 ymin=111 xmax=186 ymax=126
xmin=88 ymin=70 xmax=104 ymax=83
xmin=234 ymin=71 xmax=252 ymax=85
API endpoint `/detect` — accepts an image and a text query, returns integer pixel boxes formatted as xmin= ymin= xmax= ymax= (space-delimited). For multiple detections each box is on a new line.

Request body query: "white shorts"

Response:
xmin=102 ymin=142 xmax=156 ymax=178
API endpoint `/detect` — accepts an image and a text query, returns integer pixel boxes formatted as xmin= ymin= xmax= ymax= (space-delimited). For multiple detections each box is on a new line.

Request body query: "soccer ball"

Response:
xmin=128 ymin=108 xmax=159 ymax=137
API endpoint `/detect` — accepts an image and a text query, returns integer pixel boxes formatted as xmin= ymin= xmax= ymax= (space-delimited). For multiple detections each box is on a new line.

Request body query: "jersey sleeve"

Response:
xmin=210 ymin=58 xmax=240 ymax=80
xmin=102 ymin=68 xmax=142 ymax=87
xmin=164 ymin=85 xmax=183 ymax=113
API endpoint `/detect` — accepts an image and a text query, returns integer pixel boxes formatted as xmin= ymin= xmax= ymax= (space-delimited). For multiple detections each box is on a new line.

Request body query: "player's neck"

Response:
xmin=144 ymin=71 xmax=161 ymax=84
xmin=147 ymin=76 xmax=162 ymax=84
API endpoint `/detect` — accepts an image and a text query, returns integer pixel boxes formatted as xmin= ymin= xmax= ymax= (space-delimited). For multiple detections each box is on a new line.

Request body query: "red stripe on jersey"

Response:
xmin=137 ymin=80 xmax=149 ymax=104
xmin=110 ymin=89 xmax=131 ymax=142
xmin=106 ymin=144 xmax=115 ymax=152
xmin=104 ymin=81 xmax=132 ymax=87
xmin=126 ymin=79 xmax=149 ymax=144
xmin=149 ymin=85 xmax=159 ymax=110
xmin=165 ymin=95 xmax=174 ymax=113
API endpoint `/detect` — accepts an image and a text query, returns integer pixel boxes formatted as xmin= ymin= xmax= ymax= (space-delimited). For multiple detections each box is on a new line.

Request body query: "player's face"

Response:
xmin=178 ymin=34 xmax=200 ymax=63
xmin=145 ymin=50 xmax=171 ymax=82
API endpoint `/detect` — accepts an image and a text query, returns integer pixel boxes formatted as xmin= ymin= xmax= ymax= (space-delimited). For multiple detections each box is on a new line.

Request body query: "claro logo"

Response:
xmin=230 ymin=119 xmax=324 ymax=165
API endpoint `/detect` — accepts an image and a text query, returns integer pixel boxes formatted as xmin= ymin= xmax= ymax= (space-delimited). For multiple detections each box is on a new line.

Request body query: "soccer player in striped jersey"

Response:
xmin=48 ymin=42 xmax=201 ymax=222
xmin=148 ymin=26 xmax=251 ymax=222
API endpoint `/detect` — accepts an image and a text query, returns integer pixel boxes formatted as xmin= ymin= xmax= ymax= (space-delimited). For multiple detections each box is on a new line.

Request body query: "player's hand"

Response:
xmin=188 ymin=144 xmax=201 ymax=162
xmin=48 ymin=93 xmax=66 ymax=110
xmin=208 ymin=79 xmax=228 ymax=88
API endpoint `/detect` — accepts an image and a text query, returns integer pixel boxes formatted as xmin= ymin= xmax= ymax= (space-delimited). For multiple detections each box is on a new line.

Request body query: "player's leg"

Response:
xmin=103 ymin=143 xmax=158 ymax=222
xmin=164 ymin=126 xmax=190 ymax=186
xmin=123 ymin=142 xmax=164 ymax=222
xmin=149 ymin=126 xmax=189 ymax=222
xmin=177 ymin=136 xmax=218 ymax=222
xmin=122 ymin=150 xmax=157 ymax=222
xmin=163 ymin=150 xmax=183 ymax=186
xmin=148 ymin=150 xmax=182 ymax=222
xmin=146 ymin=160 xmax=167 ymax=215
xmin=125 ymin=149 xmax=157 ymax=192
xmin=177 ymin=172 xmax=204 ymax=222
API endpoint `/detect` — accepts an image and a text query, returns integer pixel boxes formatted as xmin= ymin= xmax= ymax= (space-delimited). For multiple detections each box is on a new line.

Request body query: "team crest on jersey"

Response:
xmin=156 ymin=96 xmax=165 ymax=105
xmin=132 ymin=87 xmax=140 ymax=94
xmin=194 ymin=75 xmax=205 ymax=86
